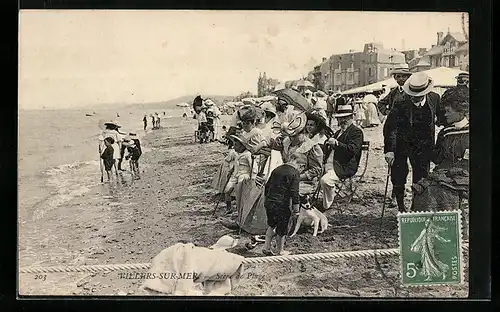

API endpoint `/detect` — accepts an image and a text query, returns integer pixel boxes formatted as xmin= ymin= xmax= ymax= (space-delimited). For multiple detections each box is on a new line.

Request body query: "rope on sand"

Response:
xmin=18 ymin=244 xmax=468 ymax=274
xmin=19 ymin=248 xmax=398 ymax=274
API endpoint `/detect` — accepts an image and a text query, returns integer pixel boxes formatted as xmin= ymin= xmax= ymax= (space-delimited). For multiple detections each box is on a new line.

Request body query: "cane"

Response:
xmin=378 ymin=165 xmax=392 ymax=233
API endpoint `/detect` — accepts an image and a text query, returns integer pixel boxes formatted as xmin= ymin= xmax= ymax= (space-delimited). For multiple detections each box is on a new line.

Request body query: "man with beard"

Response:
xmin=377 ymin=67 xmax=412 ymax=116
xmin=384 ymin=72 xmax=441 ymax=212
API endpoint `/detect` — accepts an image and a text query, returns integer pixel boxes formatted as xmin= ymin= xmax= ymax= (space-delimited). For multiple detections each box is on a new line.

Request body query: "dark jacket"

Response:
xmin=377 ymin=86 xmax=408 ymax=116
xmin=328 ymin=123 xmax=364 ymax=179
xmin=384 ymin=91 xmax=441 ymax=154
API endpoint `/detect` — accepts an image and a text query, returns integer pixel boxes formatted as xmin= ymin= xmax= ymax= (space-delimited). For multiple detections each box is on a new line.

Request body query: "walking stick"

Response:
xmin=378 ymin=165 xmax=392 ymax=233
xmin=98 ymin=144 xmax=104 ymax=183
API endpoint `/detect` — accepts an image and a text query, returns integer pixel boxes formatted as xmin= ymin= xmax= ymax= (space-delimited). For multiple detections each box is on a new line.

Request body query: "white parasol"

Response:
xmin=295 ymin=79 xmax=314 ymax=89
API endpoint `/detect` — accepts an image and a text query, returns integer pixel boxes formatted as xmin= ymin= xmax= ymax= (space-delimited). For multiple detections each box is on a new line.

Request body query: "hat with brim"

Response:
xmin=306 ymin=111 xmax=334 ymax=137
xmin=209 ymin=235 xmax=239 ymax=250
xmin=391 ymin=68 xmax=412 ymax=76
xmin=260 ymin=102 xmax=276 ymax=118
xmin=104 ymin=120 xmax=121 ymax=128
xmin=362 ymin=94 xmax=378 ymax=104
xmin=283 ymin=112 xmax=308 ymax=137
xmin=333 ymin=105 xmax=354 ymax=118
xmin=402 ymin=72 xmax=434 ymax=97
xmin=229 ymin=134 xmax=252 ymax=151
xmin=455 ymin=72 xmax=469 ymax=79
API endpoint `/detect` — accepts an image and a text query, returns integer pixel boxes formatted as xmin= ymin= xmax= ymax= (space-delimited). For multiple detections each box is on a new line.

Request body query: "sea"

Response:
xmin=18 ymin=106 xmax=191 ymax=221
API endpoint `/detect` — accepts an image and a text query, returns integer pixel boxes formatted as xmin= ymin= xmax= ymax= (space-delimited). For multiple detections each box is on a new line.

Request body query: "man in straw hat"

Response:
xmin=320 ymin=104 xmax=364 ymax=210
xmin=377 ymin=66 xmax=412 ymax=116
xmin=384 ymin=72 xmax=442 ymax=212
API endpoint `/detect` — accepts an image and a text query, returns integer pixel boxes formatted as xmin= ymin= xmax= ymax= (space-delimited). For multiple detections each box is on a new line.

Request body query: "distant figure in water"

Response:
xmin=117 ymin=113 xmax=120 ymax=117
xmin=163 ymin=112 xmax=166 ymax=116
xmin=151 ymin=114 xmax=156 ymax=129
xmin=143 ymin=115 xmax=147 ymax=130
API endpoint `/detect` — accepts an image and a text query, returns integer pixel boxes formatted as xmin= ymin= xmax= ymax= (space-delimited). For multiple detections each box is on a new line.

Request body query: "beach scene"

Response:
xmin=19 ymin=11 xmax=469 ymax=297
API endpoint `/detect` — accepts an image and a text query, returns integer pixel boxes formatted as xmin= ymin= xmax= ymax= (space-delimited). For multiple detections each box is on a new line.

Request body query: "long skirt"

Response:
xmin=412 ymin=180 xmax=466 ymax=212
xmin=362 ymin=103 xmax=381 ymax=127
xmin=211 ymin=162 xmax=232 ymax=194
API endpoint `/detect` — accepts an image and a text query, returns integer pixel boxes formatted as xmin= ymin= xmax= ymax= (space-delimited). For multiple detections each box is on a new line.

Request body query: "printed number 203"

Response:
xmin=34 ymin=274 xmax=46 ymax=281
xmin=406 ymin=263 xmax=417 ymax=279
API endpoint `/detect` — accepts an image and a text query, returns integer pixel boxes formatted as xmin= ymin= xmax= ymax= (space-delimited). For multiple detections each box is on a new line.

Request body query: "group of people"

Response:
xmin=209 ymin=67 xmax=469 ymax=255
xmin=193 ymin=97 xmax=222 ymax=143
xmin=99 ymin=120 xmax=143 ymax=182
xmin=211 ymin=88 xmax=365 ymax=255
xmin=144 ymin=112 xmax=164 ymax=131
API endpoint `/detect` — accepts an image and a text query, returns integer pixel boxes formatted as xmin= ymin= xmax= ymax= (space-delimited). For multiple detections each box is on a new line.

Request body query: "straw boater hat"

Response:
xmin=333 ymin=104 xmax=354 ymax=118
xmin=391 ymin=66 xmax=412 ymax=76
xmin=402 ymin=72 xmax=434 ymax=97
xmin=228 ymin=134 xmax=252 ymax=151
xmin=209 ymin=235 xmax=238 ymax=250
xmin=205 ymin=99 xmax=215 ymax=106
xmin=455 ymin=72 xmax=469 ymax=80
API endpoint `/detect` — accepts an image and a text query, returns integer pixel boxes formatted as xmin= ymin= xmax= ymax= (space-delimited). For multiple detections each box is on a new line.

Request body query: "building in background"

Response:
xmin=330 ymin=50 xmax=365 ymax=92
xmin=421 ymin=31 xmax=468 ymax=71
xmin=361 ymin=43 xmax=406 ymax=86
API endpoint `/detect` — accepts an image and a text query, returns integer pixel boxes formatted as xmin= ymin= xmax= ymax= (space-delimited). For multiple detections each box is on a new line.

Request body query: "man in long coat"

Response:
xmin=384 ymin=72 xmax=442 ymax=212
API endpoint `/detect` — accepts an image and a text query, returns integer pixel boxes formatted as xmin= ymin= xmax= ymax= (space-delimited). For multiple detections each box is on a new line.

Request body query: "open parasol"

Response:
xmin=295 ymin=79 xmax=314 ymax=89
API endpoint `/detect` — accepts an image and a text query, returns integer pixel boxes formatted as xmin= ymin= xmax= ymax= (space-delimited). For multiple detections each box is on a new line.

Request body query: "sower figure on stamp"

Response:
xmin=384 ymin=72 xmax=441 ymax=212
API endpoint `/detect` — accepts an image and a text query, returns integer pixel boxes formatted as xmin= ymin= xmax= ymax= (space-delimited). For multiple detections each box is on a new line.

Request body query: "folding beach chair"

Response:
xmin=331 ymin=140 xmax=371 ymax=212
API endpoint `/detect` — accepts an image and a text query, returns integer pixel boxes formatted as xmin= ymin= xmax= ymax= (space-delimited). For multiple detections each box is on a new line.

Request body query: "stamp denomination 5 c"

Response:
xmin=398 ymin=210 xmax=463 ymax=286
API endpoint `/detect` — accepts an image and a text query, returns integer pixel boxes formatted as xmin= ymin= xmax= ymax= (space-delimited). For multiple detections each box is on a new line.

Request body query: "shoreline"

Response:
xmin=19 ymin=117 xmax=468 ymax=297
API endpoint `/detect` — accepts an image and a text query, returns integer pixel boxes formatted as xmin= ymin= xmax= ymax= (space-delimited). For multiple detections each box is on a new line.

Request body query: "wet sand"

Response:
xmin=18 ymin=116 xmax=468 ymax=297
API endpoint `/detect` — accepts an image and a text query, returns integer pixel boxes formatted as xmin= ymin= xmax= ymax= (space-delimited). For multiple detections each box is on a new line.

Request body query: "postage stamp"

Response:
xmin=398 ymin=210 xmax=464 ymax=286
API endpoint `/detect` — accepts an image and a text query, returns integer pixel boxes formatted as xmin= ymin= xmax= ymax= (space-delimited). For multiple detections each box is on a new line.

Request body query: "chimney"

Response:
xmin=437 ymin=31 xmax=444 ymax=45
xmin=322 ymin=57 xmax=327 ymax=62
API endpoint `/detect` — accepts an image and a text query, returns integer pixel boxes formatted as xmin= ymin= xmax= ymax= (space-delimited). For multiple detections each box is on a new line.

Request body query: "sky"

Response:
xmin=19 ymin=10 xmax=466 ymax=110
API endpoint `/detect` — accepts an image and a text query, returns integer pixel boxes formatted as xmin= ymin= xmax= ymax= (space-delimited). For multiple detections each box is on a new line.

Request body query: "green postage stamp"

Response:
xmin=398 ymin=210 xmax=464 ymax=286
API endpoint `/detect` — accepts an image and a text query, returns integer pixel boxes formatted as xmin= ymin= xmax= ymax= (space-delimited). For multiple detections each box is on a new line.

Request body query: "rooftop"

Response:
xmin=425 ymin=45 xmax=444 ymax=56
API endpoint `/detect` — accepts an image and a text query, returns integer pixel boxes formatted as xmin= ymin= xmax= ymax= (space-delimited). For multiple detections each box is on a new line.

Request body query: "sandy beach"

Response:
xmin=18 ymin=115 xmax=468 ymax=297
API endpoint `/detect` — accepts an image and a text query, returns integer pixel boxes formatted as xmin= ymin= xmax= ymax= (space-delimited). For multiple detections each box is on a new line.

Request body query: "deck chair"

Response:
xmin=331 ymin=140 xmax=370 ymax=212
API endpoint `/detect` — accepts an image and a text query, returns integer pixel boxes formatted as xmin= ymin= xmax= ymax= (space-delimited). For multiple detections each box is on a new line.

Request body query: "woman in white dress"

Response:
xmin=361 ymin=93 xmax=381 ymax=128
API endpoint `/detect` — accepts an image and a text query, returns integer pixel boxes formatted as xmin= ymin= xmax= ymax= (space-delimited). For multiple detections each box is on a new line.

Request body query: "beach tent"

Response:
xmin=341 ymin=67 xmax=467 ymax=95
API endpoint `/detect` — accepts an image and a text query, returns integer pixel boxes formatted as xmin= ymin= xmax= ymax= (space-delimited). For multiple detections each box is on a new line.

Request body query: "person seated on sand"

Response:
xmin=101 ymin=137 xmax=115 ymax=182
xmin=412 ymin=87 xmax=469 ymax=212
xmin=262 ymin=157 xmax=300 ymax=256
xmin=223 ymin=135 xmax=253 ymax=215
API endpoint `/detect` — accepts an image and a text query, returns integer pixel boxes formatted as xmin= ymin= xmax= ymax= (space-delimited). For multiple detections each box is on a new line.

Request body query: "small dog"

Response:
xmin=290 ymin=194 xmax=329 ymax=237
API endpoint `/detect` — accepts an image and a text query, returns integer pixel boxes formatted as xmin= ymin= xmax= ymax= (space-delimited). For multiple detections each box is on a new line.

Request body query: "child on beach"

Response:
xmin=101 ymin=137 xmax=115 ymax=182
xmin=125 ymin=134 xmax=142 ymax=179
xmin=197 ymin=107 xmax=209 ymax=143
xmin=223 ymin=135 xmax=253 ymax=215
xmin=262 ymin=158 xmax=300 ymax=256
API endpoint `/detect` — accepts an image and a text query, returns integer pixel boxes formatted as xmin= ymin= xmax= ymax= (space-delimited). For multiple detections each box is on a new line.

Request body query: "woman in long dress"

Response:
xmin=361 ymin=94 xmax=381 ymax=128
xmin=99 ymin=121 xmax=123 ymax=176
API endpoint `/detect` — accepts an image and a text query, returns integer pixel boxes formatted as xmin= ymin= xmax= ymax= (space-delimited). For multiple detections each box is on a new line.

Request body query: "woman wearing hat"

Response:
xmin=361 ymin=93 xmax=381 ymax=128
xmin=353 ymin=98 xmax=365 ymax=127
xmin=412 ymin=87 xmax=469 ymax=212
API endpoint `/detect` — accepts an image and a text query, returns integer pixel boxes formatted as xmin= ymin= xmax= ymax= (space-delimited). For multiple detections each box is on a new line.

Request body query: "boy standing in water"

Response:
xmin=262 ymin=158 xmax=300 ymax=256
xmin=101 ymin=137 xmax=115 ymax=181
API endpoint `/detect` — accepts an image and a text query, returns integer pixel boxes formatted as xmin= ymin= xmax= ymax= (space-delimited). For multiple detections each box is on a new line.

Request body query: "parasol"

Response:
xmin=295 ymin=79 xmax=314 ymax=89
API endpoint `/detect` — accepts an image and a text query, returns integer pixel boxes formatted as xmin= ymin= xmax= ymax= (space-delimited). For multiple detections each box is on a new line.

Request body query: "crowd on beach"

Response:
xmin=196 ymin=67 xmax=469 ymax=256
xmin=98 ymin=120 xmax=143 ymax=182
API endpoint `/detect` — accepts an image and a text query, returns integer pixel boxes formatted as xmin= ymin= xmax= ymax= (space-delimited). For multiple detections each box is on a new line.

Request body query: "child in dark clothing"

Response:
xmin=101 ymin=137 xmax=115 ymax=181
xmin=262 ymin=159 xmax=301 ymax=256
xmin=125 ymin=133 xmax=142 ymax=179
